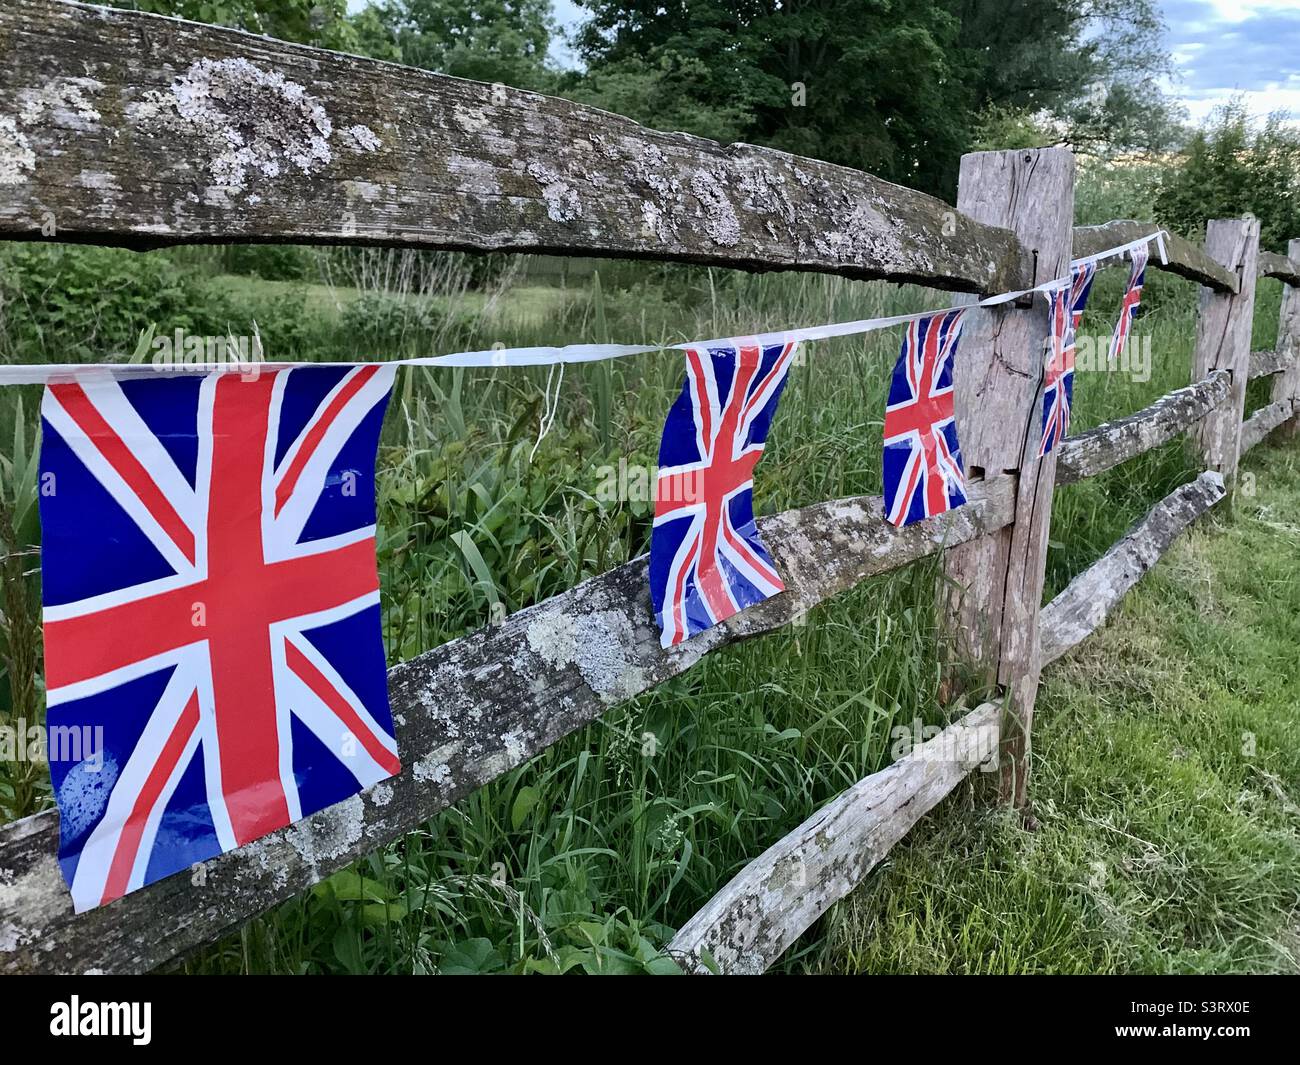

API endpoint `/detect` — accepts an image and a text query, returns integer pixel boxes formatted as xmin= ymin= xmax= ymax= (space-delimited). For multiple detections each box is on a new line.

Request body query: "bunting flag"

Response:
xmin=1108 ymin=244 xmax=1149 ymax=361
xmin=13 ymin=229 xmax=1170 ymax=914
xmin=882 ymin=309 xmax=968 ymax=527
xmin=1070 ymin=260 xmax=1097 ymax=330
xmin=39 ymin=366 xmax=400 ymax=910
xmin=650 ymin=341 xmax=796 ymax=647
xmin=1040 ymin=285 xmax=1077 ymax=456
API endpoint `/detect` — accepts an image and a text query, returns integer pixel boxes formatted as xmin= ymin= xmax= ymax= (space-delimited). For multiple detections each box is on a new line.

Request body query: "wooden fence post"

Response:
xmin=941 ymin=148 xmax=1075 ymax=809
xmin=1193 ymin=218 xmax=1260 ymax=482
xmin=1270 ymin=238 xmax=1300 ymax=438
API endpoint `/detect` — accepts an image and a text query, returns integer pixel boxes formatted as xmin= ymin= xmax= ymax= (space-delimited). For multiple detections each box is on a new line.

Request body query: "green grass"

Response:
xmin=201 ymin=273 xmax=575 ymax=331
xmin=809 ymin=442 xmax=1300 ymax=974
xmin=0 ymin=242 xmax=1296 ymax=974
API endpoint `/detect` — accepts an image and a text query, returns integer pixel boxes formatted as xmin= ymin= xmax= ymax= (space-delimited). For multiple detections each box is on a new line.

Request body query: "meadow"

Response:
xmin=0 ymin=225 xmax=1295 ymax=973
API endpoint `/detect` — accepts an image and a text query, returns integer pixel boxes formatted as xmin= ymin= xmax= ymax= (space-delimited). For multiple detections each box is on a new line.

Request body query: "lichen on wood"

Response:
xmin=0 ymin=0 xmax=1027 ymax=292
xmin=1055 ymin=370 xmax=1231 ymax=486
xmin=1240 ymin=398 xmax=1297 ymax=454
xmin=1072 ymin=221 xmax=1239 ymax=294
xmin=0 ymin=478 xmax=1014 ymax=974
xmin=1040 ymin=472 xmax=1226 ymax=665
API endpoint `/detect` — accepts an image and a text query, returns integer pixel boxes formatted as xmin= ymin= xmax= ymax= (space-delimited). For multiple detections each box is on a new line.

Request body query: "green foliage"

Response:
xmin=115 ymin=0 xmax=363 ymax=52
xmin=0 ymin=245 xmax=230 ymax=361
xmin=953 ymin=0 xmax=1180 ymax=157
xmin=0 ymin=235 xmax=1294 ymax=973
xmin=572 ymin=0 xmax=967 ymax=193
xmin=362 ymin=0 xmax=557 ymax=89
xmin=572 ymin=0 xmax=1180 ymax=196
xmin=221 ymin=244 xmax=315 ymax=283
xmin=1155 ymin=100 xmax=1300 ymax=251
xmin=970 ymin=105 xmax=1060 ymax=152
xmin=815 ymin=444 xmax=1300 ymax=974
xmin=559 ymin=52 xmax=753 ymax=146
xmin=1073 ymin=158 xmax=1165 ymax=228
xmin=338 ymin=292 xmax=472 ymax=354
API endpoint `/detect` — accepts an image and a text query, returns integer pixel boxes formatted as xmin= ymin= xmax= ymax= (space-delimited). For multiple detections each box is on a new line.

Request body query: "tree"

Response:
xmin=570 ymin=0 xmax=967 ymax=194
xmin=952 ymin=0 xmax=1182 ymax=156
xmin=119 ymin=1 xmax=365 ymax=53
xmin=1155 ymin=101 xmax=1300 ymax=251
xmin=362 ymin=0 xmax=556 ymax=90
xmin=570 ymin=0 xmax=1182 ymax=197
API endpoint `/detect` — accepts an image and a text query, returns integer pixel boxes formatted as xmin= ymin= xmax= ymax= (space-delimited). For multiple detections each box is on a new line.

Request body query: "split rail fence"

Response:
xmin=1 ymin=0 xmax=1298 ymax=975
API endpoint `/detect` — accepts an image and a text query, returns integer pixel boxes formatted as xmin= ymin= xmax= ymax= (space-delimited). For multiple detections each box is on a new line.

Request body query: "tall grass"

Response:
xmin=0 ymin=239 xmax=1289 ymax=972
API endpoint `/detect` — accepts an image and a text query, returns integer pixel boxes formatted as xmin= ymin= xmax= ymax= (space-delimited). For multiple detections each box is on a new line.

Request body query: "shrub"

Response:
xmin=1155 ymin=100 xmax=1300 ymax=250
xmin=0 ymin=245 xmax=227 ymax=361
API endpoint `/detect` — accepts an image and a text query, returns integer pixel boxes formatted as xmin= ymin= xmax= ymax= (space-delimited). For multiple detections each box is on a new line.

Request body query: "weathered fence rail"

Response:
xmin=2 ymin=0 xmax=1299 ymax=976
xmin=1040 ymin=472 xmax=1227 ymax=666
xmin=1055 ymin=370 xmax=1231 ymax=486
xmin=0 ymin=479 xmax=1017 ymax=973
xmin=666 ymin=700 xmax=1003 ymax=974
xmin=0 ymin=0 xmax=1027 ymax=294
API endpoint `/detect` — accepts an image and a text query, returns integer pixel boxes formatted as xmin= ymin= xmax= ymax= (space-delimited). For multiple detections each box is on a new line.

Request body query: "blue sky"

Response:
xmin=1161 ymin=0 xmax=1299 ymax=122
xmin=349 ymin=1 xmax=1298 ymax=124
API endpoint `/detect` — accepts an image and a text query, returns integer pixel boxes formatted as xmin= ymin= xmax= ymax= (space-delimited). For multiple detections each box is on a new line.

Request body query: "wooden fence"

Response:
xmin=1 ymin=0 xmax=1297 ymax=975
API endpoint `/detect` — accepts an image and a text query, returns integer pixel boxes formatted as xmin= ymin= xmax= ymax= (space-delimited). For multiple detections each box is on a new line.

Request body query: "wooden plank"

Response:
xmin=1073 ymin=221 xmax=1238 ymax=294
xmin=1248 ymin=348 xmax=1296 ymax=380
xmin=1269 ymin=239 xmax=1300 ymax=439
xmin=941 ymin=148 xmax=1075 ymax=807
xmin=0 ymin=477 xmax=1015 ymax=974
xmin=1258 ymin=250 xmax=1300 ymax=287
xmin=1192 ymin=218 xmax=1260 ymax=485
xmin=666 ymin=700 xmax=1001 ymax=974
xmin=670 ymin=466 xmax=1232 ymax=976
xmin=1055 ymin=370 xmax=1230 ymax=485
xmin=1040 ymin=472 xmax=1226 ymax=666
xmin=1240 ymin=398 xmax=1298 ymax=454
xmin=0 ymin=0 xmax=1028 ymax=295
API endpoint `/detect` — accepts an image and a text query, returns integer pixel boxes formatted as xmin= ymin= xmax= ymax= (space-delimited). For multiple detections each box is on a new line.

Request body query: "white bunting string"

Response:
xmin=0 ymin=231 xmax=1170 ymax=386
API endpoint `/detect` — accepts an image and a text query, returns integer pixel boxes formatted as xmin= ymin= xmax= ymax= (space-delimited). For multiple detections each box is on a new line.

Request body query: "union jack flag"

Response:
xmin=39 ymin=366 xmax=400 ymax=911
xmin=1070 ymin=260 xmax=1097 ymax=331
xmin=1108 ymin=244 xmax=1149 ymax=361
xmin=1039 ymin=284 xmax=1077 ymax=456
xmin=650 ymin=341 xmax=796 ymax=648
xmin=882 ymin=309 xmax=968 ymax=527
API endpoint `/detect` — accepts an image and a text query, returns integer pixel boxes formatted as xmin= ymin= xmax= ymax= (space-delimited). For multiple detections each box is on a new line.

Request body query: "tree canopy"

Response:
xmin=566 ymin=0 xmax=1179 ymax=195
xmin=1155 ymin=101 xmax=1300 ymax=250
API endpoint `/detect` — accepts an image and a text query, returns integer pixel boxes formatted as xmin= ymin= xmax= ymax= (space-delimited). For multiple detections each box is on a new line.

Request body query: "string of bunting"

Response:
xmin=11 ymin=230 xmax=1161 ymax=910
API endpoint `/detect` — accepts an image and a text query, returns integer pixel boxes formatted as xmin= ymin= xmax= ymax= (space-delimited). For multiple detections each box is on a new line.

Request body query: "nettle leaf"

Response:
xmin=439 ymin=938 xmax=506 ymax=975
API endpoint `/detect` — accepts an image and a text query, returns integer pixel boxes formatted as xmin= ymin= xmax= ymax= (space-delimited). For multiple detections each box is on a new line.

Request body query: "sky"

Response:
xmin=348 ymin=0 xmax=1299 ymax=125
xmin=1161 ymin=0 xmax=1300 ymax=123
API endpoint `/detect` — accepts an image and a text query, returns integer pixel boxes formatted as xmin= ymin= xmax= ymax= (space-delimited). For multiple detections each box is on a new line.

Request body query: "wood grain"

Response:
xmin=1240 ymin=399 xmax=1298 ymax=454
xmin=1192 ymin=218 xmax=1260 ymax=484
xmin=0 ymin=0 xmax=1028 ymax=294
xmin=1040 ymin=472 xmax=1226 ymax=665
xmin=941 ymin=148 xmax=1075 ymax=806
xmin=1268 ymin=239 xmax=1300 ymax=439
xmin=0 ymin=478 xmax=1015 ymax=974
xmin=1055 ymin=371 xmax=1230 ymax=485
